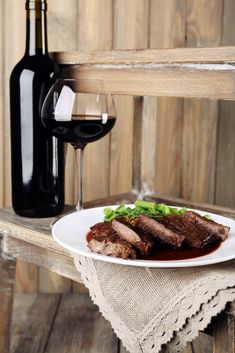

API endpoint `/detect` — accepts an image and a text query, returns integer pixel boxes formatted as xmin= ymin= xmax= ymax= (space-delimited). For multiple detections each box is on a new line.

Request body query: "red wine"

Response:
xmin=42 ymin=114 xmax=116 ymax=148
xmin=9 ymin=0 xmax=64 ymax=217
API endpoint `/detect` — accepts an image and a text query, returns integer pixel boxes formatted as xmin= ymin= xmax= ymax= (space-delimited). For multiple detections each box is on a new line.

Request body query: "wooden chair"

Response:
xmin=1 ymin=46 xmax=235 ymax=353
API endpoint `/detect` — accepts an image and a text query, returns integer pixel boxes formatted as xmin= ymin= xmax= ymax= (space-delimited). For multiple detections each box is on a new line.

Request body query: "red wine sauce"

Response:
xmin=139 ymin=241 xmax=221 ymax=261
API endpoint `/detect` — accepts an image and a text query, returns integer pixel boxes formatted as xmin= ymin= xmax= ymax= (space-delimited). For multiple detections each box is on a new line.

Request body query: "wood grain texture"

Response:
xmin=132 ymin=97 xmax=144 ymax=194
xmin=14 ymin=260 xmax=38 ymax=293
xmin=216 ymin=0 xmax=235 ymax=209
xmin=149 ymin=0 xmax=186 ymax=49
xmin=181 ymin=99 xmax=218 ymax=202
xmin=154 ymin=97 xmax=184 ymax=196
xmin=141 ymin=96 xmax=158 ymax=194
xmin=110 ymin=0 xmax=149 ymax=195
xmin=10 ymin=294 xmax=61 ymax=353
xmin=4 ymin=235 xmax=82 ymax=283
xmin=0 ymin=0 xmax=3 ymax=207
xmin=47 ymin=0 xmax=77 ymax=52
xmin=192 ymin=333 xmax=212 ymax=353
xmin=145 ymin=0 xmax=186 ymax=198
xmin=61 ymin=63 xmax=235 ymax=100
xmin=39 ymin=269 xmax=71 ymax=293
xmin=77 ymin=0 xmax=112 ymax=202
xmin=53 ymin=46 xmax=235 ymax=65
xmin=216 ymin=101 xmax=235 ymax=208
xmin=213 ymin=305 xmax=235 ymax=353
xmin=45 ymin=293 xmax=118 ymax=353
xmin=181 ymin=0 xmax=223 ymax=203
xmin=0 ymin=236 xmax=16 ymax=353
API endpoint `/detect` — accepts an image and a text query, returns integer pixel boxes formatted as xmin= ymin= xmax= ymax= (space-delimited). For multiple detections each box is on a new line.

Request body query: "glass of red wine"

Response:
xmin=41 ymin=78 xmax=116 ymax=210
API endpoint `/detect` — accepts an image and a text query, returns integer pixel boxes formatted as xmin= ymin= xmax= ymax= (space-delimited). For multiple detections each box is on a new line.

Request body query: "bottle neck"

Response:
xmin=25 ymin=1 xmax=48 ymax=56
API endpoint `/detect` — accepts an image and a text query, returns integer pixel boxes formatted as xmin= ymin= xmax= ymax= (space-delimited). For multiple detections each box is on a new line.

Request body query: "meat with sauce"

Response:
xmin=88 ymin=221 xmax=136 ymax=259
xmin=135 ymin=214 xmax=185 ymax=248
xmin=112 ymin=217 xmax=153 ymax=255
xmin=159 ymin=211 xmax=230 ymax=248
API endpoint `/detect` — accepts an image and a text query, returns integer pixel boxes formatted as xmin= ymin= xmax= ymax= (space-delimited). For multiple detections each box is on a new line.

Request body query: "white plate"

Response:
xmin=52 ymin=205 xmax=235 ymax=268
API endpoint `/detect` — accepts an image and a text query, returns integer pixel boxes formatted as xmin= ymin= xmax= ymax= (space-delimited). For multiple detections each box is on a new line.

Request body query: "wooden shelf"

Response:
xmin=53 ymin=46 xmax=235 ymax=100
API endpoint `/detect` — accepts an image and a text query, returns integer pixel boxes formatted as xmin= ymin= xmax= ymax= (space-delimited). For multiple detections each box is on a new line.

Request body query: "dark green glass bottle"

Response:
xmin=10 ymin=0 xmax=64 ymax=217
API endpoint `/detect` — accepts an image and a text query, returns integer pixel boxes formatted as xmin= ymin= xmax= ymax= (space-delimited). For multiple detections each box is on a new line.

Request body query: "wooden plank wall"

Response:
xmin=1 ymin=0 xmax=235 ymax=293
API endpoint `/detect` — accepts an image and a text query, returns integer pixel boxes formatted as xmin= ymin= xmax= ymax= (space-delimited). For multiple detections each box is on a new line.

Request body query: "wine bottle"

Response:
xmin=10 ymin=0 xmax=64 ymax=217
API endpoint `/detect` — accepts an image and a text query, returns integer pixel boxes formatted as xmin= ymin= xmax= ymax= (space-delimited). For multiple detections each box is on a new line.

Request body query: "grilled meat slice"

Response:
xmin=88 ymin=221 xmax=136 ymax=259
xmin=159 ymin=211 xmax=230 ymax=248
xmin=189 ymin=212 xmax=230 ymax=241
xmin=112 ymin=217 xmax=153 ymax=255
xmin=90 ymin=221 xmax=115 ymax=240
xmin=136 ymin=214 xmax=185 ymax=248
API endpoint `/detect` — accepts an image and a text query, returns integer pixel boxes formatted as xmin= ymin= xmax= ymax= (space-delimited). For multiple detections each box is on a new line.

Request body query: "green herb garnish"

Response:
xmin=103 ymin=200 xmax=186 ymax=222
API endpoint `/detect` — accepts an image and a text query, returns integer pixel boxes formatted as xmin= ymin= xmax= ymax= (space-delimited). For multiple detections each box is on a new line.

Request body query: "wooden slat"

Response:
xmin=77 ymin=0 xmax=113 ymax=202
xmin=0 ymin=0 xmax=3 ymax=207
xmin=213 ymin=303 xmax=235 ymax=353
xmin=141 ymin=96 xmax=157 ymax=194
xmin=181 ymin=0 xmax=223 ymax=203
xmin=192 ymin=333 xmax=212 ymax=353
xmin=39 ymin=269 xmax=71 ymax=293
xmin=60 ymin=63 xmax=235 ymax=100
xmin=14 ymin=260 xmax=38 ymax=293
xmin=109 ymin=0 xmax=149 ymax=195
xmin=0 ymin=237 xmax=15 ymax=353
xmin=181 ymin=99 xmax=219 ymax=202
xmin=144 ymin=0 xmax=186 ymax=197
xmin=4 ymin=236 xmax=82 ymax=283
xmin=45 ymin=293 xmax=118 ymax=353
xmin=132 ymin=96 xmax=144 ymax=193
xmin=216 ymin=0 xmax=235 ymax=209
xmin=0 ymin=209 xmax=68 ymax=255
xmin=11 ymin=294 xmax=61 ymax=353
xmin=47 ymin=0 xmax=77 ymax=52
xmin=53 ymin=46 xmax=235 ymax=65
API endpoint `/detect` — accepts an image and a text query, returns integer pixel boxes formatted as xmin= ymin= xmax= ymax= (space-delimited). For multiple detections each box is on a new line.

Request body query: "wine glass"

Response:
xmin=41 ymin=78 xmax=116 ymax=210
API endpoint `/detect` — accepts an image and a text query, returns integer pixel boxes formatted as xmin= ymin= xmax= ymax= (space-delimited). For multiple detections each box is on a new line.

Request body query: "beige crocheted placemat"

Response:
xmin=72 ymin=255 xmax=235 ymax=353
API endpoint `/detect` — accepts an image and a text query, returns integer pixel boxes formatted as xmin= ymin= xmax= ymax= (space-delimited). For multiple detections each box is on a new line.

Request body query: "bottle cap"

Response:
xmin=25 ymin=0 xmax=47 ymax=11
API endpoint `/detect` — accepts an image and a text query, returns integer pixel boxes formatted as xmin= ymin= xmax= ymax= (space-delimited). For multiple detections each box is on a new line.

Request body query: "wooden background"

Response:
xmin=1 ymin=0 xmax=235 ymax=293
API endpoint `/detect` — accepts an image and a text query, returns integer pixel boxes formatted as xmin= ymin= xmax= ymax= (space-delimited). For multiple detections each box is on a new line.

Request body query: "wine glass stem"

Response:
xmin=74 ymin=146 xmax=85 ymax=211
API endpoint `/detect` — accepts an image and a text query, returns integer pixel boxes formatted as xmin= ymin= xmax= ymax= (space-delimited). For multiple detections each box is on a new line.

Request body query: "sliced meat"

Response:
xmin=112 ymin=217 xmax=153 ymax=255
xmin=159 ymin=211 xmax=230 ymax=248
xmin=90 ymin=221 xmax=115 ymax=240
xmin=88 ymin=236 xmax=136 ymax=259
xmin=136 ymin=214 xmax=185 ymax=248
xmin=88 ymin=221 xmax=136 ymax=259
xmin=190 ymin=212 xmax=230 ymax=241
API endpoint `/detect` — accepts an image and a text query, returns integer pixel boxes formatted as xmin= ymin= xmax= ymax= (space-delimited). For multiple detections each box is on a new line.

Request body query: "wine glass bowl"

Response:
xmin=41 ymin=78 xmax=116 ymax=210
